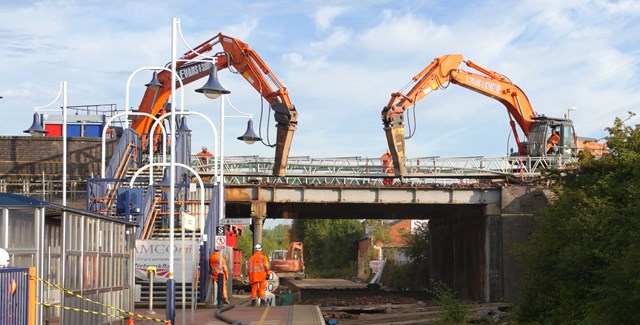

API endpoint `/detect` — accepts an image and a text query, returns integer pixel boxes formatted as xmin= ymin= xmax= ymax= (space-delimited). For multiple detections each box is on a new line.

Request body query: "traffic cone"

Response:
xmin=128 ymin=316 xmax=134 ymax=325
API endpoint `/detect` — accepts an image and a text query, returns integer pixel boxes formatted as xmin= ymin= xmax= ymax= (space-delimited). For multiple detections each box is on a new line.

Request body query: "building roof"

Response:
xmin=0 ymin=193 xmax=49 ymax=207
xmin=0 ymin=193 xmax=136 ymax=226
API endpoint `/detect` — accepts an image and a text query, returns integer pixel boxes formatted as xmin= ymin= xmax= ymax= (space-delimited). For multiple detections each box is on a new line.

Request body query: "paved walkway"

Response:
xmin=131 ymin=295 xmax=325 ymax=325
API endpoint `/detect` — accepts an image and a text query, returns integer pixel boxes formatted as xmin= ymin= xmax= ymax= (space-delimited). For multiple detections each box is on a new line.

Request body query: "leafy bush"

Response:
xmin=430 ymin=280 xmax=468 ymax=324
xmin=514 ymin=115 xmax=640 ymax=323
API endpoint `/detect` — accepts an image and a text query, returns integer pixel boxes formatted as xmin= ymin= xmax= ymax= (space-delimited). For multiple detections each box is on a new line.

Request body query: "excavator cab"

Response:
xmin=526 ymin=117 xmax=577 ymax=157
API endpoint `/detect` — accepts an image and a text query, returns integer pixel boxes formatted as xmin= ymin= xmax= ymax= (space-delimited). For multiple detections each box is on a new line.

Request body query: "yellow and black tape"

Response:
xmin=37 ymin=302 xmax=127 ymax=320
xmin=28 ymin=273 xmax=165 ymax=323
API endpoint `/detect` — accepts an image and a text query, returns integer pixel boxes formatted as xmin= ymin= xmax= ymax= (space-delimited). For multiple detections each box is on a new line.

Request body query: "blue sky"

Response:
xmin=1 ymin=0 xmax=639 ymax=161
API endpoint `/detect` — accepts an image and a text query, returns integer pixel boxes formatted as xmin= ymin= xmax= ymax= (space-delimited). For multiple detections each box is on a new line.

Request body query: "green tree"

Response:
xmin=267 ymin=224 xmax=291 ymax=249
xmin=237 ymin=229 xmax=253 ymax=261
xmin=514 ymin=115 xmax=640 ymax=323
xmin=362 ymin=220 xmax=392 ymax=249
xmin=400 ymin=222 xmax=431 ymax=289
xmin=237 ymin=223 xmax=291 ymax=263
xmin=292 ymin=219 xmax=363 ymax=278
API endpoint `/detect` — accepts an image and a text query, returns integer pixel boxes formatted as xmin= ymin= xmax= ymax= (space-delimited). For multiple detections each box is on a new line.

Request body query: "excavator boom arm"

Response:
xmin=381 ymin=54 xmax=538 ymax=177
xmin=130 ymin=33 xmax=297 ymax=176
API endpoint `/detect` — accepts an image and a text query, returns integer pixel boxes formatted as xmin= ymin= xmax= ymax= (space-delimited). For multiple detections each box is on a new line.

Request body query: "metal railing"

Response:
xmin=0 ymin=179 xmax=86 ymax=203
xmin=195 ymin=155 xmax=579 ymax=184
xmin=3 ymin=155 xmax=577 ymax=203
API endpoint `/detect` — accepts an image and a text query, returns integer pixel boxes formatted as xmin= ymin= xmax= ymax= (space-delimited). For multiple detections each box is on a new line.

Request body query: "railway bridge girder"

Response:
xmin=225 ymin=184 xmax=550 ymax=303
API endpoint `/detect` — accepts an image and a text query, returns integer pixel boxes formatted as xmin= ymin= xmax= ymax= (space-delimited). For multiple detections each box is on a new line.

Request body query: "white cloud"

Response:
xmin=1 ymin=0 xmax=639 ymax=160
xmin=314 ymin=6 xmax=348 ymax=31
xmin=216 ymin=17 xmax=259 ymax=41
xmin=359 ymin=10 xmax=452 ymax=57
xmin=282 ymin=52 xmax=306 ymax=67
xmin=308 ymin=27 xmax=352 ymax=54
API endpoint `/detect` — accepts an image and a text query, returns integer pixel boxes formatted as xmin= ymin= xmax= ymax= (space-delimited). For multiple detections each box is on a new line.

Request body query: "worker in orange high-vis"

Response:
xmin=546 ymin=128 xmax=560 ymax=154
xmin=381 ymin=150 xmax=394 ymax=186
xmin=248 ymin=244 xmax=272 ymax=307
xmin=209 ymin=249 xmax=230 ymax=304
xmin=196 ymin=146 xmax=214 ymax=171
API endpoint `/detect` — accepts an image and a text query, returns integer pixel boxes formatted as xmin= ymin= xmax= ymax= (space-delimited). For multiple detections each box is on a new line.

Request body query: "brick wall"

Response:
xmin=0 ymin=136 xmax=118 ymax=180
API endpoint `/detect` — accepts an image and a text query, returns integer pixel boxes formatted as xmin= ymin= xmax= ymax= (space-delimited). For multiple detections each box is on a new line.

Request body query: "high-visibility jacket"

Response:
xmin=196 ymin=150 xmax=214 ymax=165
xmin=381 ymin=152 xmax=394 ymax=174
xmin=209 ymin=251 xmax=228 ymax=280
xmin=248 ymin=251 xmax=271 ymax=283
xmin=546 ymin=132 xmax=560 ymax=153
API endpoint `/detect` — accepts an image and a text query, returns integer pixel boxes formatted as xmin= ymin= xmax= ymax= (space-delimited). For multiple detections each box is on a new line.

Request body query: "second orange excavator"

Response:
xmin=269 ymin=242 xmax=305 ymax=280
xmin=381 ymin=54 xmax=607 ymax=177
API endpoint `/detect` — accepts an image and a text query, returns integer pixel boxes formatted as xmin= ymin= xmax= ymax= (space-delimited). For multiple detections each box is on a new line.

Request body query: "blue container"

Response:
xmin=84 ymin=124 xmax=102 ymax=137
xmin=66 ymin=124 xmax=82 ymax=137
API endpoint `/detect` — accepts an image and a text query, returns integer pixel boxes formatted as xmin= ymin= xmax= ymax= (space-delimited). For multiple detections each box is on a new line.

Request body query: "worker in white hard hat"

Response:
xmin=196 ymin=145 xmax=214 ymax=171
xmin=247 ymin=243 xmax=272 ymax=306
xmin=0 ymin=248 xmax=10 ymax=268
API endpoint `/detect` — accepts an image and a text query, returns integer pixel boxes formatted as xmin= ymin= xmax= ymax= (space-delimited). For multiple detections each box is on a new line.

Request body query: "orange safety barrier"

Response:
xmin=28 ymin=267 xmax=36 ymax=325
xmin=142 ymin=198 xmax=161 ymax=240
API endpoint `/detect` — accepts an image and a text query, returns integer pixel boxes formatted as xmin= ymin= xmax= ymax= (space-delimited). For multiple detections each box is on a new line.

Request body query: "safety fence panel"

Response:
xmin=0 ymin=267 xmax=35 ymax=325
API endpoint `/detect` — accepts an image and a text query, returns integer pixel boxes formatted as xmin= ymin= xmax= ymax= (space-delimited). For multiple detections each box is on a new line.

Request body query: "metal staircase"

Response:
xmin=123 ymin=166 xmax=205 ymax=305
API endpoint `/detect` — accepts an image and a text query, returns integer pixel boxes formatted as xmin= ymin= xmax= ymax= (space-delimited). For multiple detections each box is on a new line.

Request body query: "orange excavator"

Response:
xmin=132 ymin=33 xmax=297 ymax=177
xmin=381 ymin=54 xmax=607 ymax=177
xmin=269 ymin=242 xmax=305 ymax=280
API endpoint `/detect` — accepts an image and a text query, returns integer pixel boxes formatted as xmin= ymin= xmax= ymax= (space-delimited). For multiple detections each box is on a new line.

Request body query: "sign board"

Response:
xmin=134 ymin=240 xmax=198 ymax=283
xmin=176 ymin=61 xmax=213 ymax=81
xmin=370 ymin=260 xmax=384 ymax=274
xmin=410 ymin=219 xmax=429 ymax=234
xmin=266 ymin=272 xmax=280 ymax=292
xmin=220 ymin=218 xmax=252 ymax=225
xmin=215 ymin=235 xmax=226 ymax=251
xmin=182 ymin=212 xmax=196 ymax=231
xmin=216 ymin=226 xmax=225 ymax=236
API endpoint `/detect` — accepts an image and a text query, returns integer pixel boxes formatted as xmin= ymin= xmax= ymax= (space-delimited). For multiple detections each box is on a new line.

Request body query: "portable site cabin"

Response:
xmin=0 ymin=193 xmax=136 ymax=325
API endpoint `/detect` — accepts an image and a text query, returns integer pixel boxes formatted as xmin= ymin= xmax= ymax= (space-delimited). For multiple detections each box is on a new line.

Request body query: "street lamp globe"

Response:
xmin=145 ymin=71 xmax=164 ymax=90
xmin=24 ymin=112 xmax=49 ymax=136
xmin=195 ymin=65 xmax=230 ymax=99
xmin=237 ymin=119 xmax=262 ymax=144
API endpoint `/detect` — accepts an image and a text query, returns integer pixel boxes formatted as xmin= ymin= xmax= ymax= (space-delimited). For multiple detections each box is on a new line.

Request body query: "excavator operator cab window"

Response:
xmin=546 ymin=126 xmax=561 ymax=154
xmin=560 ymin=125 xmax=576 ymax=155
xmin=272 ymin=250 xmax=286 ymax=260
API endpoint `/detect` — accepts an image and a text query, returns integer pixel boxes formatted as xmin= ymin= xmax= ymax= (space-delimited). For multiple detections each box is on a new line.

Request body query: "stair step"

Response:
xmin=135 ymin=281 xmax=202 ymax=305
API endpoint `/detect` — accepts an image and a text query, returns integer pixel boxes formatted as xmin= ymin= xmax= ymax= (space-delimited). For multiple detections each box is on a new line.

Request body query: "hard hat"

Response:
xmin=202 ymin=146 xmax=208 ymax=151
xmin=0 ymin=248 xmax=9 ymax=268
xmin=254 ymin=244 xmax=262 ymax=251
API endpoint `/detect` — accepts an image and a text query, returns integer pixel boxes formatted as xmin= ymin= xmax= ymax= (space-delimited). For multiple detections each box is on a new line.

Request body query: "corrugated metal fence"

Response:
xmin=0 ymin=267 xmax=35 ymax=325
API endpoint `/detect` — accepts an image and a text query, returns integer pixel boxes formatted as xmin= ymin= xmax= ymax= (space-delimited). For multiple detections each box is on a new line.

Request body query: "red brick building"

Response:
xmin=357 ymin=219 xmax=428 ymax=280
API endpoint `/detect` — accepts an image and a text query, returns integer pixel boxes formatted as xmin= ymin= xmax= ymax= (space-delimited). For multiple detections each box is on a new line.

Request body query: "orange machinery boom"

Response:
xmin=131 ymin=33 xmax=297 ymax=177
xmin=381 ymin=54 xmax=605 ymax=178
